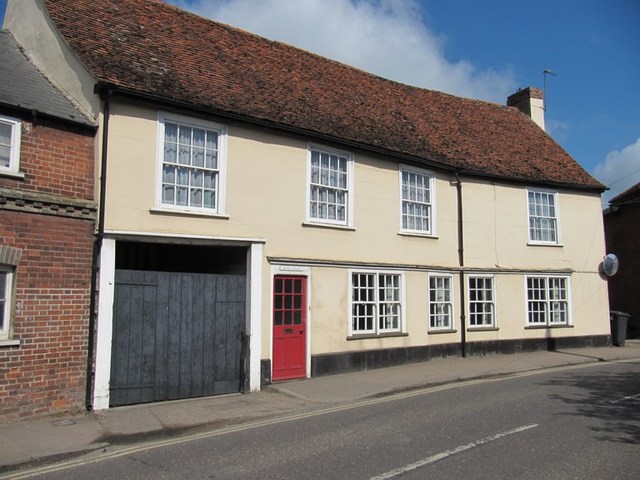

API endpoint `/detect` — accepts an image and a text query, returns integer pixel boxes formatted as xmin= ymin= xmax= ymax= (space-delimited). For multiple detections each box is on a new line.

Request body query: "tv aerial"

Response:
xmin=543 ymin=69 xmax=557 ymax=111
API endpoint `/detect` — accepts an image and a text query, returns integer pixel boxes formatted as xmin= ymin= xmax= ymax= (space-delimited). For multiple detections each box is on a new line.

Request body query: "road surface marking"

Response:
xmin=6 ymin=358 xmax=637 ymax=479
xmin=609 ymin=392 xmax=640 ymax=404
xmin=370 ymin=424 xmax=539 ymax=480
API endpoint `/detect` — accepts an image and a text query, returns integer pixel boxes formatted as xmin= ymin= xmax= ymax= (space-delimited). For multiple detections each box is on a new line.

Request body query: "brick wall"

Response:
xmin=0 ymin=118 xmax=95 ymax=200
xmin=0 ymin=115 xmax=96 ymax=422
xmin=604 ymin=203 xmax=640 ymax=338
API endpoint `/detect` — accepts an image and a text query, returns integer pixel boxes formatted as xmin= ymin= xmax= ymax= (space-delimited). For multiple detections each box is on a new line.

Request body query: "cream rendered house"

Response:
xmin=5 ymin=0 xmax=610 ymax=410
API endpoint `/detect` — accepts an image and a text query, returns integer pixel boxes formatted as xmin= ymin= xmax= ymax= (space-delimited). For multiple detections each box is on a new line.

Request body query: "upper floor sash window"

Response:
xmin=527 ymin=189 xmax=559 ymax=244
xmin=400 ymin=165 xmax=435 ymax=235
xmin=158 ymin=113 xmax=227 ymax=215
xmin=307 ymin=145 xmax=353 ymax=227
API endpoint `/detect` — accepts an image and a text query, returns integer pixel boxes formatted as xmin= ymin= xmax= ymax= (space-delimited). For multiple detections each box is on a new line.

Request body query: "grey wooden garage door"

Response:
xmin=109 ymin=270 xmax=245 ymax=406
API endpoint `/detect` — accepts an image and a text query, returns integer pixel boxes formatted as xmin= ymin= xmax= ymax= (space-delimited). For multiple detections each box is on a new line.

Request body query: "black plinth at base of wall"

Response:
xmin=260 ymin=335 xmax=611 ymax=386
xmin=309 ymin=334 xmax=612 ymax=379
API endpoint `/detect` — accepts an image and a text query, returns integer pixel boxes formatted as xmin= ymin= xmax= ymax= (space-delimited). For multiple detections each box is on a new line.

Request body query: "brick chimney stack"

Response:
xmin=507 ymin=87 xmax=545 ymax=131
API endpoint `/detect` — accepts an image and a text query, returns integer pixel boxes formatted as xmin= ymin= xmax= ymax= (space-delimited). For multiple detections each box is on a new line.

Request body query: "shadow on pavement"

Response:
xmin=543 ymin=362 xmax=640 ymax=445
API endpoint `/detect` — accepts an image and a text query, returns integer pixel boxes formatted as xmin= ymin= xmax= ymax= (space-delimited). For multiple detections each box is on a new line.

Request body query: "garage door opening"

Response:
xmin=109 ymin=241 xmax=247 ymax=406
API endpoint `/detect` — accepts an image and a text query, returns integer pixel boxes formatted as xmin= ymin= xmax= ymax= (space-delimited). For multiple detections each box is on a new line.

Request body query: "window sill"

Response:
xmin=0 ymin=339 xmax=21 ymax=347
xmin=302 ymin=221 xmax=355 ymax=232
xmin=0 ymin=170 xmax=25 ymax=180
xmin=527 ymin=242 xmax=564 ymax=248
xmin=398 ymin=231 xmax=438 ymax=239
xmin=468 ymin=327 xmax=499 ymax=332
xmin=150 ymin=207 xmax=230 ymax=219
xmin=428 ymin=329 xmax=457 ymax=335
xmin=347 ymin=332 xmax=408 ymax=340
xmin=525 ymin=324 xmax=573 ymax=329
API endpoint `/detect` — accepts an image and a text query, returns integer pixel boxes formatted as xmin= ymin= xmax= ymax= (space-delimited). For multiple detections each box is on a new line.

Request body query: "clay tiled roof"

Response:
xmin=610 ymin=182 xmax=640 ymax=205
xmin=43 ymin=0 xmax=603 ymax=190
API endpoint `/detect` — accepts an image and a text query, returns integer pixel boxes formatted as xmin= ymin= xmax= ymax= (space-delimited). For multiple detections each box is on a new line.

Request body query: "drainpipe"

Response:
xmin=86 ymin=89 xmax=112 ymax=410
xmin=454 ymin=173 xmax=467 ymax=358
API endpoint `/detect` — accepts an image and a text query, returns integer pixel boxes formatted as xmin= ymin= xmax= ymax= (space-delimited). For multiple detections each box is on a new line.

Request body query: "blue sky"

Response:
xmin=2 ymin=0 xmax=638 ymax=204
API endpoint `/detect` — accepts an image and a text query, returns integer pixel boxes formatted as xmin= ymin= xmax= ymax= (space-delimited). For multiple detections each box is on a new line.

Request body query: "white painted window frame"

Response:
xmin=0 ymin=266 xmax=14 ymax=341
xmin=0 ymin=114 xmax=22 ymax=175
xmin=349 ymin=270 xmax=406 ymax=336
xmin=399 ymin=164 xmax=436 ymax=236
xmin=155 ymin=112 xmax=228 ymax=216
xmin=428 ymin=273 xmax=454 ymax=331
xmin=527 ymin=188 xmax=561 ymax=245
xmin=305 ymin=143 xmax=354 ymax=228
xmin=467 ymin=275 xmax=496 ymax=328
xmin=525 ymin=275 xmax=572 ymax=327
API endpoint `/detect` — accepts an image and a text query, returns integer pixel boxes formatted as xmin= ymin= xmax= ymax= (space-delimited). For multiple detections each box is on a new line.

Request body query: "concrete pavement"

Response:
xmin=1 ymin=341 xmax=639 ymax=474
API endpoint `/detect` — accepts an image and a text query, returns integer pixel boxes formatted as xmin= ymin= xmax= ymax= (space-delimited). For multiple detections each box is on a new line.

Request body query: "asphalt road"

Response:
xmin=12 ymin=360 xmax=640 ymax=479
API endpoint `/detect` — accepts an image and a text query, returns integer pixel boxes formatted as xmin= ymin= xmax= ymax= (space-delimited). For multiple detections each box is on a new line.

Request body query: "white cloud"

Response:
xmin=545 ymin=118 xmax=569 ymax=143
xmin=170 ymin=0 xmax=516 ymax=103
xmin=593 ymin=137 xmax=640 ymax=205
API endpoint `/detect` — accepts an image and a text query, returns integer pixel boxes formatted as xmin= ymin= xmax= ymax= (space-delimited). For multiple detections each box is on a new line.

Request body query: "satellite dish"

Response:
xmin=603 ymin=253 xmax=619 ymax=277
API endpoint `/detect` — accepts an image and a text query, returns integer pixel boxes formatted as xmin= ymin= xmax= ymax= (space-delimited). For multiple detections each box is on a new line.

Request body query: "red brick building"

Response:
xmin=0 ymin=31 xmax=97 ymax=422
xmin=604 ymin=182 xmax=640 ymax=339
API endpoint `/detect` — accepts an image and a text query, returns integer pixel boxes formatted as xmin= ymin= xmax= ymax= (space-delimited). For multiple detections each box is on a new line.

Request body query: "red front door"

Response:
xmin=272 ymin=275 xmax=307 ymax=381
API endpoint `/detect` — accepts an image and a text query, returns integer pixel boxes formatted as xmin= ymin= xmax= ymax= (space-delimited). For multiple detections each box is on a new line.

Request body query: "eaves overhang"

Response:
xmin=94 ymin=82 xmax=606 ymax=194
xmin=0 ymin=98 xmax=96 ymax=130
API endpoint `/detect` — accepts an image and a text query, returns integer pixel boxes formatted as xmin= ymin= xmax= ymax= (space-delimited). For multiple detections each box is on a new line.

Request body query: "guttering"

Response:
xmin=85 ymin=88 xmax=112 ymax=411
xmin=454 ymin=172 xmax=467 ymax=358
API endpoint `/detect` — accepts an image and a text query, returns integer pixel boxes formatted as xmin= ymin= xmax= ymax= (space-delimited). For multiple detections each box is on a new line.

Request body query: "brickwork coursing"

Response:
xmin=0 ymin=118 xmax=95 ymax=199
xmin=0 ymin=115 xmax=96 ymax=423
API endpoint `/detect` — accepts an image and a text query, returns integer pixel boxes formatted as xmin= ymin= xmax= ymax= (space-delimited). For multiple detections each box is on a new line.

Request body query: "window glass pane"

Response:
xmin=164 ymin=141 xmax=177 ymax=164
xmin=176 ymin=187 xmax=188 ymax=206
xmin=163 ymin=186 xmax=174 ymax=204
xmin=190 ymin=188 xmax=202 ymax=206
xmin=204 ymin=191 xmax=215 ymax=208
xmin=0 ymin=271 xmax=6 ymax=331
xmin=206 ymin=131 xmax=218 ymax=150
xmin=179 ymin=145 xmax=190 ymax=165
xmin=179 ymin=125 xmax=191 ymax=145
xmin=163 ymin=165 xmax=175 ymax=184
xmin=190 ymin=170 xmax=202 ymax=187
xmin=177 ymin=167 xmax=189 ymax=185
xmin=203 ymin=172 xmax=215 ymax=189
xmin=0 ymin=122 xmax=12 ymax=145
xmin=193 ymin=128 xmax=205 ymax=147
xmin=164 ymin=122 xmax=177 ymax=143
xmin=206 ymin=151 xmax=217 ymax=169
xmin=0 ymin=146 xmax=11 ymax=168
xmin=193 ymin=148 xmax=204 ymax=167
